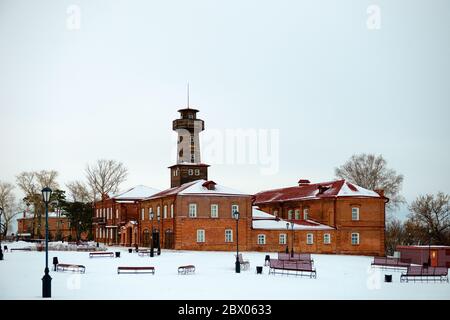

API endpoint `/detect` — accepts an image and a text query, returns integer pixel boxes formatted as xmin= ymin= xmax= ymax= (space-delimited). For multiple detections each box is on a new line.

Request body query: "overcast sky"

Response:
xmin=1 ymin=0 xmax=449 ymax=219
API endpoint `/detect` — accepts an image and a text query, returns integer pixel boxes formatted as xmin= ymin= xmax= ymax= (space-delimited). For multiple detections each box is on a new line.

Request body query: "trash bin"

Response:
xmin=128 ymin=248 xmax=132 ymax=253
xmin=256 ymin=266 xmax=263 ymax=274
xmin=53 ymin=257 xmax=59 ymax=271
xmin=384 ymin=274 xmax=392 ymax=283
xmin=115 ymin=252 xmax=120 ymax=258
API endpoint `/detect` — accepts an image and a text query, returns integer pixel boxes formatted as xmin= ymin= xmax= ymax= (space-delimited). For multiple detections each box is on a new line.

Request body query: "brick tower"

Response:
xmin=169 ymin=107 xmax=209 ymax=187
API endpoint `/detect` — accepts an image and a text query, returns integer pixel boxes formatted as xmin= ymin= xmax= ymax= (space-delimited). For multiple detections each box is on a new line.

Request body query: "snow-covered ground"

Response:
xmin=0 ymin=241 xmax=449 ymax=300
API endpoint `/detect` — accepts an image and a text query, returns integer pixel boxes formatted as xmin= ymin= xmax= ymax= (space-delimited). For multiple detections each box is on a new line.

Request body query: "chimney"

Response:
xmin=375 ymin=189 xmax=385 ymax=197
xmin=298 ymin=179 xmax=311 ymax=186
xmin=202 ymin=180 xmax=217 ymax=190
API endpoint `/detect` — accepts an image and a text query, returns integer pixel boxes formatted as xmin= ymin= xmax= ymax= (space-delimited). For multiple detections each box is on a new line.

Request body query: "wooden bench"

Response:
xmin=117 ymin=266 xmax=155 ymax=274
xmin=11 ymin=248 xmax=32 ymax=252
xmin=237 ymin=254 xmax=250 ymax=271
xmin=89 ymin=252 xmax=114 ymax=258
xmin=400 ymin=266 xmax=448 ymax=283
xmin=138 ymin=250 xmax=151 ymax=256
xmin=56 ymin=264 xmax=86 ymax=274
xmin=269 ymin=259 xmax=317 ymax=278
xmin=178 ymin=265 xmax=195 ymax=275
xmin=371 ymin=256 xmax=411 ymax=271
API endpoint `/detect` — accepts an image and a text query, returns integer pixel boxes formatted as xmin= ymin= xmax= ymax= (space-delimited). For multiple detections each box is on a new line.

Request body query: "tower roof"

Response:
xmin=177 ymin=107 xmax=199 ymax=113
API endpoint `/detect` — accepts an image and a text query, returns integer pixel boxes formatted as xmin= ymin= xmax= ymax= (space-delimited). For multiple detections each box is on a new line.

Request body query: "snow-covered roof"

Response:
xmin=18 ymin=212 xmax=67 ymax=219
xmin=254 ymin=179 xmax=383 ymax=204
xmin=145 ymin=179 xmax=250 ymax=200
xmin=252 ymin=207 xmax=334 ymax=230
xmin=112 ymin=185 xmax=160 ymax=200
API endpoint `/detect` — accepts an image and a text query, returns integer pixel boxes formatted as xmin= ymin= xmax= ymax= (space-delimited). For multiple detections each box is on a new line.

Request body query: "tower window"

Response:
xmin=188 ymin=169 xmax=193 ymax=175
xmin=188 ymin=114 xmax=194 ymax=119
xmin=195 ymin=169 xmax=200 ymax=176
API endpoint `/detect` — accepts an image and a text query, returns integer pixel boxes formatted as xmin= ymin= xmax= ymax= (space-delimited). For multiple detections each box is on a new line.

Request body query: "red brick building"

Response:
xmin=17 ymin=211 xmax=76 ymax=240
xmin=93 ymin=106 xmax=387 ymax=256
xmin=252 ymin=179 xmax=387 ymax=256
xmin=93 ymin=185 xmax=160 ymax=245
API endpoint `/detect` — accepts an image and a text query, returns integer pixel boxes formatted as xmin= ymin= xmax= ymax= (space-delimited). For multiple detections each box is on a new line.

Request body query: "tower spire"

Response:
xmin=187 ymin=83 xmax=190 ymax=109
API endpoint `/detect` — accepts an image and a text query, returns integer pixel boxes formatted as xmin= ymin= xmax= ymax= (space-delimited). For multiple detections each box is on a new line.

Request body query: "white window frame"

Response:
xmin=163 ymin=205 xmax=168 ymax=219
xmin=149 ymin=207 xmax=153 ymax=220
xmin=323 ymin=233 xmax=331 ymax=244
xmin=141 ymin=208 xmax=145 ymax=220
xmin=116 ymin=209 xmax=119 ymax=219
xmin=197 ymin=229 xmax=205 ymax=243
xmin=195 ymin=169 xmax=200 ymax=176
xmin=295 ymin=209 xmax=300 ymax=220
xmin=231 ymin=204 xmax=239 ymax=218
xmin=225 ymin=229 xmax=233 ymax=242
xmin=307 ymin=233 xmax=314 ymax=245
xmin=170 ymin=204 xmax=174 ymax=218
xmin=351 ymin=233 xmax=360 ymax=245
xmin=188 ymin=169 xmax=194 ymax=176
xmin=189 ymin=203 xmax=197 ymax=218
xmin=96 ymin=209 xmax=99 ymax=217
xmin=157 ymin=206 xmax=161 ymax=220
xmin=273 ymin=210 xmax=278 ymax=217
xmin=352 ymin=207 xmax=360 ymax=221
xmin=279 ymin=233 xmax=287 ymax=245
xmin=303 ymin=208 xmax=309 ymax=220
xmin=210 ymin=204 xmax=219 ymax=218
xmin=288 ymin=210 xmax=293 ymax=220
xmin=257 ymin=234 xmax=266 ymax=245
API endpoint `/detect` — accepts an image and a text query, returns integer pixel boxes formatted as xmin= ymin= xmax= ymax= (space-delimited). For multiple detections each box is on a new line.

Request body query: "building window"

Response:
xmin=141 ymin=209 xmax=145 ymax=220
xmin=273 ymin=210 xmax=278 ymax=217
xmin=257 ymin=234 xmax=266 ymax=245
xmin=163 ymin=205 xmax=168 ymax=219
xmin=295 ymin=210 xmax=300 ymax=220
xmin=149 ymin=207 xmax=153 ymax=220
xmin=197 ymin=229 xmax=205 ymax=243
xmin=352 ymin=207 xmax=360 ymax=221
xmin=351 ymin=233 xmax=360 ymax=245
xmin=225 ymin=229 xmax=233 ymax=242
xmin=303 ymin=208 xmax=309 ymax=220
xmin=195 ymin=169 xmax=200 ymax=176
xmin=307 ymin=233 xmax=314 ymax=245
xmin=231 ymin=204 xmax=239 ymax=217
xmin=279 ymin=233 xmax=287 ymax=245
xmin=96 ymin=209 xmax=99 ymax=217
xmin=211 ymin=204 xmax=218 ymax=218
xmin=188 ymin=169 xmax=193 ymax=175
xmin=189 ymin=203 xmax=197 ymax=218
xmin=288 ymin=210 xmax=293 ymax=220
xmin=323 ymin=233 xmax=331 ymax=244
xmin=170 ymin=204 xmax=174 ymax=218
xmin=173 ymin=169 xmax=177 ymax=176
xmin=157 ymin=206 xmax=161 ymax=220
xmin=116 ymin=209 xmax=119 ymax=219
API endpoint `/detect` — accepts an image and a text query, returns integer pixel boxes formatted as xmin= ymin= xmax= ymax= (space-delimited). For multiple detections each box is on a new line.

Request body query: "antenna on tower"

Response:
xmin=187 ymin=82 xmax=190 ymax=108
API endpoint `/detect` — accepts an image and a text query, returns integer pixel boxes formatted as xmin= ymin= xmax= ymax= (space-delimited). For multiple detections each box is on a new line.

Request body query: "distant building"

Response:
xmin=16 ymin=211 xmax=75 ymax=241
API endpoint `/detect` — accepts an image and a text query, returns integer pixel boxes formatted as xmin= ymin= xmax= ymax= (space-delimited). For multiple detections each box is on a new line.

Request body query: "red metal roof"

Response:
xmin=145 ymin=180 xmax=199 ymax=199
xmin=253 ymin=179 xmax=381 ymax=204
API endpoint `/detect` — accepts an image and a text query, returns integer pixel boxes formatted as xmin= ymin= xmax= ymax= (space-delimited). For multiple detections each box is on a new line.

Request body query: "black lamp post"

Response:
xmin=285 ymin=223 xmax=289 ymax=254
xmin=41 ymin=187 xmax=52 ymax=298
xmin=0 ymin=207 xmax=4 ymax=261
xmin=150 ymin=211 xmax=154 ymax=257
xmin=234 ymin=211 xmax=240 ymax=273
xmin=157 ymin=213 xmax=161 ymax=255
xmin=428 ymin=229 xmax=432 ymax=266
xmin=290 ymin=222 xmax=294 ymax=258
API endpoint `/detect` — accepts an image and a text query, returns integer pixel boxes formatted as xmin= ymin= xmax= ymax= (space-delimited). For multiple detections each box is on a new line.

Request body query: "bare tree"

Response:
xmin=335 ymin=153 xmax=405 ymax=211
xmin=0 ymin=181 xmax=18 ymax=237
xmin=408 ymin=192 xmax=450 ymax=245
xmin=66 ymin=180 xmax=92 ymax=203
xmin=85 ymin=159 xmax=128 ymax=201
xmin=16 ymin=170 xmax=60 ymax=237
xmin=385 ymin=217 xmax=406 ymax=255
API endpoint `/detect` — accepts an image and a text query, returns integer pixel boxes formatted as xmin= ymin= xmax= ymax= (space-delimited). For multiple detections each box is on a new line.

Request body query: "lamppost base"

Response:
xmin=235 ymin=259 xmax=241 ymax=273
xmin=42 ymin=268 xmax=52 ymax=298
xmin=290 ymin=249 xmax=294 ymax=258
xmin=0 ymin=249 xmax=3 ymax=261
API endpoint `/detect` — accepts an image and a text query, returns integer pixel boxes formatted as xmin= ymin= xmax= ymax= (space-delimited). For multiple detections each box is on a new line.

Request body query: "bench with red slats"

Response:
xmin=89 ymin=251 xmax=114 ymax=258
xmin=117 ymin=266 xmax=155 ymax=274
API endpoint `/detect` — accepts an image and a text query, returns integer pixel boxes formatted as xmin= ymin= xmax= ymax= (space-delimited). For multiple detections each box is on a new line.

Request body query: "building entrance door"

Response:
xmin=430 ymin=250 xmax=438 ymax=267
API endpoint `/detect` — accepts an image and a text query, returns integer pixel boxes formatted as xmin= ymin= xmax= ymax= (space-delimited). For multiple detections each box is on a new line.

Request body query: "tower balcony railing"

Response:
xmin=173 ymin=119 xmax=204 ymax=131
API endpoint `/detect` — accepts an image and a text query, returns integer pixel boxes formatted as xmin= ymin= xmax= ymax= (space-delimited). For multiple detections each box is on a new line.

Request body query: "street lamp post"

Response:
xmin=285 ymin=223 xmax=289 ymax=254
xmin=428 ymin=229 xmax=432 ymax=267
xmin=234 ymin=211 xmax=240 ymax=273
xmin=41 ymin=187 xmax=52 ymax=298
xmin=150 ymin=211 xmax=154 ymax=257
xmin=291 ymin=222 xmax=294 ymax=258
xmin=0 ymin=207 xmax=4 ymax=261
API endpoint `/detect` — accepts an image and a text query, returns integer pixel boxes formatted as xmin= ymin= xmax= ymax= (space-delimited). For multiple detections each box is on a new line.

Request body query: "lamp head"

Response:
xmin=41 ymin=187 xmax=53 ymax=204
xmin=233 ymin=211 xmax=240 ymax=220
